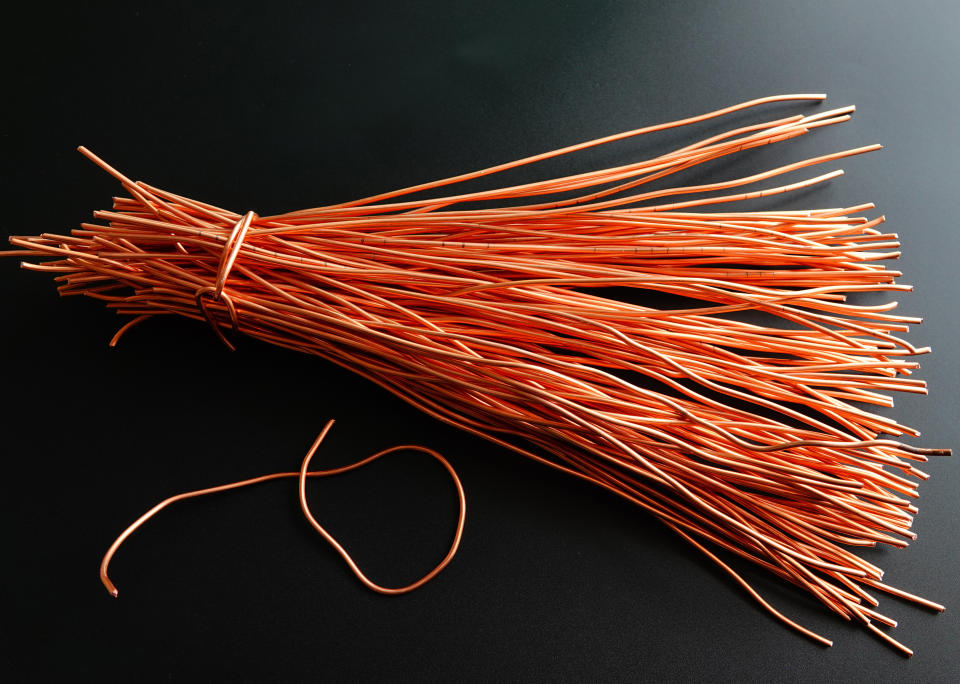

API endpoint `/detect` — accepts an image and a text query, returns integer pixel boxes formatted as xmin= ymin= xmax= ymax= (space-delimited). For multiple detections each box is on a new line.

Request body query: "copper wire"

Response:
xmin=99 ymin=419 xmax=466 ymax=597
xmin=6 ymin=94 xmax=951 ymax=655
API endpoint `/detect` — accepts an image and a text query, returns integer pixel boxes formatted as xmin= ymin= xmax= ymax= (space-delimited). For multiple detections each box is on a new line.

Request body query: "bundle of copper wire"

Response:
xmin=5 ymin=94 xmax=950 ymax=655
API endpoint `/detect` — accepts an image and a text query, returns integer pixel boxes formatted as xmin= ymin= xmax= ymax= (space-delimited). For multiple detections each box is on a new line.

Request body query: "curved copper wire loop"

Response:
xmin=99 ymin=419 xmax=466 ymax=598
xmin=297 ymin=422 xmax=467 ymax=594
xmin=214 ymin=210 xmax=256 ymax=299
xmin=192 ymin=210 xmax=256 ymax=350
xmin=194 ymin=287 xmax=239 ymax=351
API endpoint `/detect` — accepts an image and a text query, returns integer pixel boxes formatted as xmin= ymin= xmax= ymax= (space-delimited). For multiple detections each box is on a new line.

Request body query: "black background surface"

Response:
xmin=3 ymin=1 xmax=959 ymax=681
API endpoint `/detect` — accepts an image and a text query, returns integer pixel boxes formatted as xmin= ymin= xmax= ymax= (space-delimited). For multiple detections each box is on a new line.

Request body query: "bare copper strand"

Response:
xmin=8 ymin=94 xmax=950 ymax=655
xmin=99 ymin=420 xmax=466 ymax=597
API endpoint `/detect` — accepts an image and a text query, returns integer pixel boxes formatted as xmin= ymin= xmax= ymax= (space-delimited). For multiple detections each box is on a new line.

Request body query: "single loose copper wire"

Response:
xmin=297 ymin=421 xmax=466 ymax=594
xmin=99 ymin=419 xmax=466 ymax=597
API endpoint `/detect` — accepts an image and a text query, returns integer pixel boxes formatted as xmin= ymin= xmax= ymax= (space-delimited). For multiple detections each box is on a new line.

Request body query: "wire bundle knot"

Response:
xmin=195 ymin=210 xmax=257 ymax=350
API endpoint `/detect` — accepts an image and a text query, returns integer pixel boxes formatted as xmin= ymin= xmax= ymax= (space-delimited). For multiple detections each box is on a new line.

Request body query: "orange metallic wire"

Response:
xmin=7 ymin=95 xmax=951 ymax=655
xmin=99 ymin=420 xmax=466 ymax=598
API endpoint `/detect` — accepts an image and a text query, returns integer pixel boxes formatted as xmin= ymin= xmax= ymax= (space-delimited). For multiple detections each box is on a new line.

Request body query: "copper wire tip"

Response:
xmin=102 ymin=577 xmax=119 ymax=598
